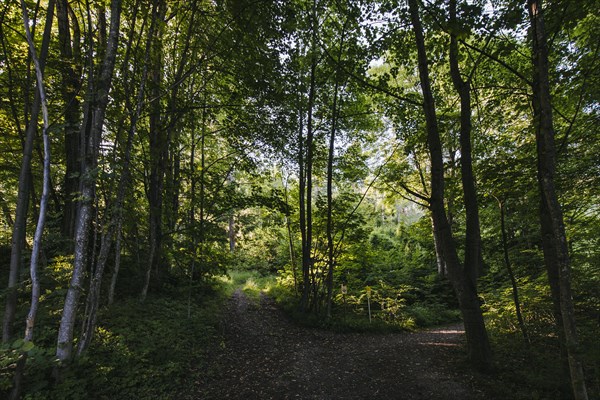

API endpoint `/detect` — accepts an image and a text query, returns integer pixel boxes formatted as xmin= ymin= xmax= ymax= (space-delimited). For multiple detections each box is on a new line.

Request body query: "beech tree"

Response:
xmin=2 ymin=0 xmax=54 ymax=344
xmin=407 ymin=0 xmax=492 ymax=371
xmin=56 ymin=0 xmax=123 ymax=362
xmin=9 ymin=0 xmax=53 ymax=397
xmin=528 ymin=0 xmax=588 ymax=397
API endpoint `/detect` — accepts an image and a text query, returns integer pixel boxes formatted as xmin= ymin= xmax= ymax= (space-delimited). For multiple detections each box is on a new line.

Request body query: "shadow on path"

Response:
xmin=193 ymin=289 xmax=494 ymax=400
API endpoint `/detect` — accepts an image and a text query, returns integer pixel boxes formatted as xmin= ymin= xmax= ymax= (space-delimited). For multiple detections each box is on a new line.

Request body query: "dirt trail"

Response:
xmin=193 ymin=289 xmax=495 ymax=399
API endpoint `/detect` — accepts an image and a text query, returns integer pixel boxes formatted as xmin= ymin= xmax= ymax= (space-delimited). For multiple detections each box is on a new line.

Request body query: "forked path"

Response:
xmin=194 ymin=289 xmax=495 ymax=399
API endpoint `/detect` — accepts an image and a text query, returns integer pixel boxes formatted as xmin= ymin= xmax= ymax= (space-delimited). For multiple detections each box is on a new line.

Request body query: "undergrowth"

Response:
xmin=220 ymin=270 xmax=277 ymax=301
xmin=225 ymin=271 xmax=461 ymax=334
xmin=0 ymin=281 xmax=227 ymax=400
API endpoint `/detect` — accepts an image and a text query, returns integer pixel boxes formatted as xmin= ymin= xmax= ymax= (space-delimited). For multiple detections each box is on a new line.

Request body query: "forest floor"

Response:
xmin=189 ymin=289 xmax=501 ymax=400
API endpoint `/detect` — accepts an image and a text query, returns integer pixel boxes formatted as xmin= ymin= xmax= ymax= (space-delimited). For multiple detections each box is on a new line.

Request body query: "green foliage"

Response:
xmin=482 ymin=276 xmax=555 ymax=337
xmin=222 ymin=270 xmax=277 ymax=301
xmin=0 ymin=281 xmax=225 ymax=400
xmin=0 ymin=0 xmax=598 ymax=397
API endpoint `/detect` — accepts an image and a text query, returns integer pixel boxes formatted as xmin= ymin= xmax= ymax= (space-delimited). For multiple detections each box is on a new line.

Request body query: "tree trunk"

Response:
xmin=57 ymin=0 xmax=82 ymax=241
xmin=141 ymin=0 xmax=167 ymax=301
xmin=78 ymin=114 xmax=137 ymax=353
xmin=325 ymin=19 xmax=347 ymax=318
xmin=56 ymin=0 xmax=123 ymax=362
xmin=528 ymin=1 xmax=588 ymax=398
xmin=2 ymin=0 xmax=55 ymax=344
xmin=187 ymin=107 xmax=198 ymax=318
xmin=448 ymin=0 xmax=482 ymax=286
xmin=282 ymin=176 xmax=298 ymax=293
xmin=496 ymin=197 xmax=529 ymax=341
xmin=408 ymin=0 xmax=492 ymax=371
xmin=163 ymin=3 xmax=196 ymax=260
xmin=325 ymin=91 xmax=337 ymax=317
xmin=227 ymin=173 xmax=236 ymax=252
xmin=297 ymin=51 xmax=308 ymax=308
xmin=9 ymin=1 xmax=52 ymax=397
xmin=300 ymin=0 xmax=317 ymax=312
xmin=432 ymin=216 xmax=446 ymax=276
xmin=107 ymin=0 xmax=146 ymax=306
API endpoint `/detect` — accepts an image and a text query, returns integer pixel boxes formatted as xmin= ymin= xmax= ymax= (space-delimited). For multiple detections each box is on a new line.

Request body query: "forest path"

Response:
xmin=192 ymin=289 xmax=494 ymax=400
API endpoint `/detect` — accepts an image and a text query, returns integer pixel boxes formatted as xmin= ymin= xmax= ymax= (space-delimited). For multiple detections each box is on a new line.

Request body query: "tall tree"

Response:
xmin=325 ymin=12 xmax=348 ymax=318
xmin=56 ymin=0 xmax=82 ymax=241
xmin=448 ymin=0 xmax=483 ymax=285
xmin=528 ymin=0 xmax=588 ymax=398
xmin=56 ymin=0 xmax=123 ymax=362
xmin=407 ymin=0 xmax=492 ymax=370
xmin=78 ymin=0 xmax=150 ymax=353
xmin=299 ymin=0 xmax=318 ymax=312
xmin=10 ymin=0 xmax=52 ymax=396
xmin=2 ymin=0 xmax=55 ymax=344
xmin=141 ymin=0 xmax=168 ymax=302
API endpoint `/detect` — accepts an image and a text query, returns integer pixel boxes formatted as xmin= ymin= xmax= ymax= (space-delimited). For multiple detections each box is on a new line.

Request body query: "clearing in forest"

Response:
xmin=190 ymin=289 xmax=497 ymax=400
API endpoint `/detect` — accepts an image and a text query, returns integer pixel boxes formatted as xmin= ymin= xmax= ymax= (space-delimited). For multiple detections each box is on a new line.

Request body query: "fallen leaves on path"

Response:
xmin=190 ymin=290 xmax=495 ymax=399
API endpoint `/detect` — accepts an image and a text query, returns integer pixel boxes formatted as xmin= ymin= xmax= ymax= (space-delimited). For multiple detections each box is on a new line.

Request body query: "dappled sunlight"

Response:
xmin=427 ymin=328 xmax=464 ymax=335
xmin=419 ymin=341 xmax=462 ymax=347
xmin=0 ymin=0 xmax=597 ymax=397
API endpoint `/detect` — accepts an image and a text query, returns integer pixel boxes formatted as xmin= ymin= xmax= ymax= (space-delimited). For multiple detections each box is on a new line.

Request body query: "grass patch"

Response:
xmin=219 ymin=270 xmax=277 ymax=302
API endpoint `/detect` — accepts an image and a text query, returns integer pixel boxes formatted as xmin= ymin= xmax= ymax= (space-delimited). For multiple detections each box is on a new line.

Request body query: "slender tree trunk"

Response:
xmin=2 ymin=0 xmax=54 ymax=344
xmin=301 ymin=0 xmax=317 ymax=312
xmin=77 ymin=120 xmax=133 ymax=353
xmin=495 ymin=197 xmax=529 ymax=341
xmin=107 ymin=220 xmax=123 ymax=306
xmin=325 ymin=123 xmax=336 ymax=316
xmin=408 ymin=0 xmax=492 ymax=371
xmin=9 ymin=1 xmax=52 ymax=397
xmin=164 ymin=3 xmax=196 ymax=259
xmin=298 ymin=63 xmax=308 ymax=308
xmin=283 ymin=177 xmax=298 ymax=293
xmin=448 ymin=0 xmax=482 ymax=285
xmin=227 ymin=173 xmax=236 ymax=252
xmin=197 ymin=99 xmax=207 ymax=281
xmin=432 ymin=216 xmax=446 ymax=276
xmin=107 ymin=0 xmax=146 ymax=306
xmin=57 ymin=0 xmax=82 ymax=241
xmin=528 ymin=1 xmax=588 ymax=398
xmin=325 ymin=20 xmax=347 ymax=318
xmin=56 ymin=0 xmax=123 ymax=362
xmin=301 ymin=64 xmax=315 ymax=311
xmin=78 ymin=0 xmax=148 ymax=350
xmin=18 ymin=0 xmax=49 ymax=341
xmin=187 ymin=110 xmax=198 ymax=318
xmin=141 ymin=0 xmax=167 ymax=301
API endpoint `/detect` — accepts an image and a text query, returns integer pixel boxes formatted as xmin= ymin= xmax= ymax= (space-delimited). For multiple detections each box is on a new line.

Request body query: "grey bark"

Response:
xmin=78 ymin=0 xmax=148 ymax=353
xmin=432 ymin=217 xmax=446 ymax=276
xmin=2 ymin=0 xmax=55 ymax=344
xmin=56 ymin=0 xmax=123 ymax=362
xmin=9 ymin=1 xmax=52 ymax=397
xmin=283 ymin=177 xmax=298 ymax=293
